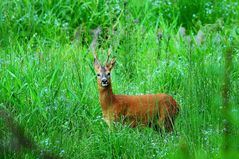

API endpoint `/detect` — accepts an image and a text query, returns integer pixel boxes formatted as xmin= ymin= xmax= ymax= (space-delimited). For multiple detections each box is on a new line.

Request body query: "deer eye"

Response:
xmin=107 ymin=73 xmax=111 ymax=77
xmin=97 ymin=73 xmax=101 ymax=77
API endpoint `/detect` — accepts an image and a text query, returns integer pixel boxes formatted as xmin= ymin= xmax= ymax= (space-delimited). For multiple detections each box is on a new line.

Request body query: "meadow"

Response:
xmin=0 ymin=0 xmax=239 ymax=158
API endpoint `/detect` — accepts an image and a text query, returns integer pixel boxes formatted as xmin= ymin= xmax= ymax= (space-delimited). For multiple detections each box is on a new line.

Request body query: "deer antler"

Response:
xmin=105 ymin=47 xmax=112 ymax=65
xmin=92 ymin=50 xmax=97 ymax=60
xmin=90 ymin=27 xmax=101 ymax=60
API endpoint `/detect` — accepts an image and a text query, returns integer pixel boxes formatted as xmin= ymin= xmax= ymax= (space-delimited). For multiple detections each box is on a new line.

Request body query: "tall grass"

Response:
xmin=0 ymin=0 xmax=239 ymax=158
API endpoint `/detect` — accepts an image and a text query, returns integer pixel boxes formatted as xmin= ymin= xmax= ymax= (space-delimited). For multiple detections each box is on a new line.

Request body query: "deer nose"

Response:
xmin=102 ymin=78 xmax=107 ymax=84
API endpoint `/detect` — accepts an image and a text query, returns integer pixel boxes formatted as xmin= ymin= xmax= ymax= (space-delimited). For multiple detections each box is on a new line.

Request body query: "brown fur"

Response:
xmin=94 ymin=57 xmax=179 ymax=132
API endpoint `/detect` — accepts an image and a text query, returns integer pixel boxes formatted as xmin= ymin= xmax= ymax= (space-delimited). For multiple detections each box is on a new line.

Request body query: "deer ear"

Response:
xmin=94 ymin=58 xmax=101 ymax=70
xmin=106 ymin=58 xmax=116 ymax=71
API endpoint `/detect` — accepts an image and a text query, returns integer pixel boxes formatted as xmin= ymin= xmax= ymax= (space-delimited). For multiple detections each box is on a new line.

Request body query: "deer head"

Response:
xmin=93 ymin=49 xmax=116 ymax=88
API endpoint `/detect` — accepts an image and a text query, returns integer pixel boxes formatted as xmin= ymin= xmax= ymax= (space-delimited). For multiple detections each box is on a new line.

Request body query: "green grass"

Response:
xmin=0 ymin=0 xmax=239 ymax=158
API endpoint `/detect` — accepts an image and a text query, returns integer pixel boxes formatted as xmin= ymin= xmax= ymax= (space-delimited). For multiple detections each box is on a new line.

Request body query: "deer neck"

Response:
xmin=98 ymin=85 xmax=114 ymax=110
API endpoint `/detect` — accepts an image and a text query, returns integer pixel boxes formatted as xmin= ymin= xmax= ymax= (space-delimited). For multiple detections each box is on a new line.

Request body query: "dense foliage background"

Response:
xmin=0 ymin=0 xmax=239 ymax=158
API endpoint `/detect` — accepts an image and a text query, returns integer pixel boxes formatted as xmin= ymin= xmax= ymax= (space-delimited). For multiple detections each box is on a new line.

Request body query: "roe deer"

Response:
xmin=93 ymin=49 xmax=179 ymax=132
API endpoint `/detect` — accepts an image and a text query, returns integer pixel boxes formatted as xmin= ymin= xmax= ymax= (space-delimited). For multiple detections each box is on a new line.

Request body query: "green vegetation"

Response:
xmin=0 ymin=0 xmax=238 ymax=158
